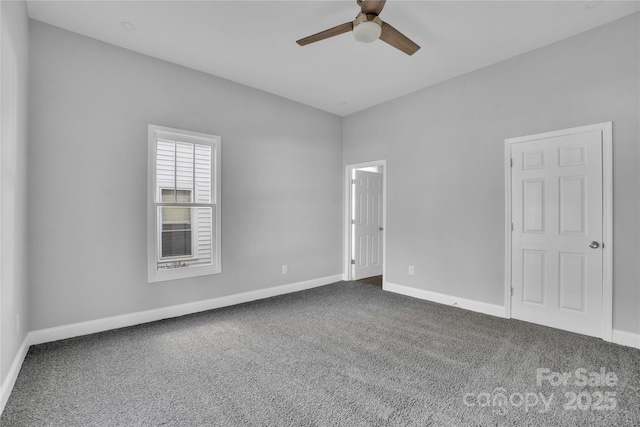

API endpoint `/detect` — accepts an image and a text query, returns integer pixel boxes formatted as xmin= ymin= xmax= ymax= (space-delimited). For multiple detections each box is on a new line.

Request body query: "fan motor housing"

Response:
xmin=354 ymin=12 xmax=382 ymax=28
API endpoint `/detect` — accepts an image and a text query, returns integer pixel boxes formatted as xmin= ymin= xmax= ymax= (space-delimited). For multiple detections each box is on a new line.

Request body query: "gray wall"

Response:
xmin=343 ymin=13 xmax=639 ymax=334
xmin=1 ymin=0 xmax=30 ymax=383
xmin=28 ymin=21 xmax=343 ymax=330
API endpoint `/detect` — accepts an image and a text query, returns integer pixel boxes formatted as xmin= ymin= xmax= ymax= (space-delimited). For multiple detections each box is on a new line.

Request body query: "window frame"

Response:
xmin=147 ymin=124 xmax=221 ymax=283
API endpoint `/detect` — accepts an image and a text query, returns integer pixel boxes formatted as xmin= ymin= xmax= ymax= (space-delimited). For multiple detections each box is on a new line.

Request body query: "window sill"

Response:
xmin=148 ymin=265 xmax=221 ymax=283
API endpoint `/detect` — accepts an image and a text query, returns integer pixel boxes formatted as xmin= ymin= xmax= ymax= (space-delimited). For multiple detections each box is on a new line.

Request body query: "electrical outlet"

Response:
xmin=282 ymin=265 xmax=288 ymax=274
xmin=408 ymin=266 xmax=414 ymax=275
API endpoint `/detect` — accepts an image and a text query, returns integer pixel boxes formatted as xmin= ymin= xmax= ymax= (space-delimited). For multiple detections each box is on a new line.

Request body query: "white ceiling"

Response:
xmin=26 ymin=1 xmax=639 ymax=116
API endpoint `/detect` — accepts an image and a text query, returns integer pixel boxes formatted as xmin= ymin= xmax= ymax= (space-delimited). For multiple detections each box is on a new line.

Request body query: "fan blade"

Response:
xmin=380 ymin=21 xmax=420 ymax=55
xmin=357 ymin=0 xmax=387 ymax=15
xmin=296 ymin=22 xmax=353 ymax=46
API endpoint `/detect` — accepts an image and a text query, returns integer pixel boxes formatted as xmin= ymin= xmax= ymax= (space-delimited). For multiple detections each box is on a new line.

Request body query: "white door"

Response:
xmin=510 ymin=128 xmax=604 ymax=338
xmin=353 ymin=170 xmax=383 ymax=280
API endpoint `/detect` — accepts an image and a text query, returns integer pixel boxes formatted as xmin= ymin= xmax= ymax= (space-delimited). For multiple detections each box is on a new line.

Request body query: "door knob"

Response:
xmin=589 ymin=241 xmax=600 ymax=249
xmin=379 ymin=227 xmax=384 ymax=231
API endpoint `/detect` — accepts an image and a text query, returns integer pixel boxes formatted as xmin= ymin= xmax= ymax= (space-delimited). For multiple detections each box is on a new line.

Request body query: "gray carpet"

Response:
xmin=2 ymin=281 xmax=639 ymax=426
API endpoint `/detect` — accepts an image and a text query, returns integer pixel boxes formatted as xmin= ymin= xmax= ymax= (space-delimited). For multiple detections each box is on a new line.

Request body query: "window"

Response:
xmin=148 ymin=125 xmax=221 ymax=282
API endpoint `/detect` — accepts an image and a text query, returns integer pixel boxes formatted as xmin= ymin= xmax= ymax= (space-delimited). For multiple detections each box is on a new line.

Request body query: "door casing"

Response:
xmin=344 ymin=160 xmax=387 ymax=282
xmin=504 ymin=122 xmax=613 ymax=341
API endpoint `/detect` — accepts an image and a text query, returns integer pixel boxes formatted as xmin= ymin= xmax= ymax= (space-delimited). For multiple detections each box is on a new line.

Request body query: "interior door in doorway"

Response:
xmin=510 ymin=128 xmax=604 ymax=338
xmin=353 ymin=170 xmax=383 ymax=280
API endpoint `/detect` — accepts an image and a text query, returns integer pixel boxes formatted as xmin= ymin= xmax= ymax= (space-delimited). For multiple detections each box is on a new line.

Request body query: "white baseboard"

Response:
xmin=29 ymin=274 xmax=342 ymax=346
xmin=384 ymin=282 xmax=506 ymax=318
xmin=0 ymin=334 xmax=30 ymax=415
xmin=612 ymin=329 xmax=640 ymax=350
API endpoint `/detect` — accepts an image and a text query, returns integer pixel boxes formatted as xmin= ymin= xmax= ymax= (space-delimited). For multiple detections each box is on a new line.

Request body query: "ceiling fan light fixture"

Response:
xmin=352 ymin=13 xmax=382 ymax=43
xmin=353 ymin=21 xmax=382 ymax=43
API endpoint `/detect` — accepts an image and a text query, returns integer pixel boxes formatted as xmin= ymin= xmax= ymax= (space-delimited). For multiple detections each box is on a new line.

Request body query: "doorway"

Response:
xmin=505 ymin=122 xmax=613 ymax=340
xmin=344 ymin=161 xmax=386 ymax=286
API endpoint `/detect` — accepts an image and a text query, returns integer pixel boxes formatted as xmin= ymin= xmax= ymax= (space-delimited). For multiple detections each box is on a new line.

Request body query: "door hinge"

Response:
xmin=351 ymin=259 xmax=355 ymax=265
xmin=351 ymin=179 xmax=356 ymax=184
xmin=510 ymin=287 xmax=514 ymax=296
xmin=351 ymin=219 xmax=355 ymax=225
xmin=511 ymin=222 xmax=514 ymax=231
xmin=510 ymin=158 xmax=513 ymax=167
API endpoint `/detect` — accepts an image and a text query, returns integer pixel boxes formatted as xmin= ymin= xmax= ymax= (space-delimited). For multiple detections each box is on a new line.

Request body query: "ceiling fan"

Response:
xmin=296 ymin=0 xmax=420 ymax=56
